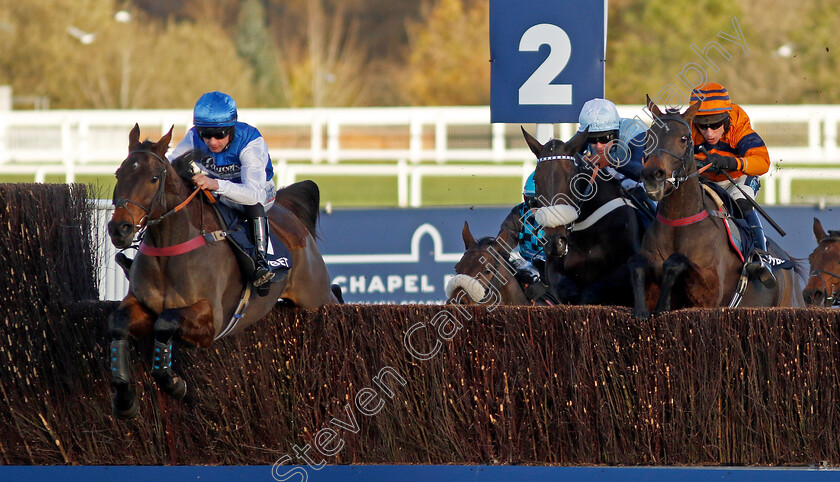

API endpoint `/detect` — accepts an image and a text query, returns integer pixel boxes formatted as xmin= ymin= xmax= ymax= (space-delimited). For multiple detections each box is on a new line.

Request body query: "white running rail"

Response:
xmin=2 ymin=105 xmax=839 ymax=205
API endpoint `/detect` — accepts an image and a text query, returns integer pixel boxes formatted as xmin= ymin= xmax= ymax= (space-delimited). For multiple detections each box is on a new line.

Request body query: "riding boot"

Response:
xmin=251 ymin=214 xmax=275 ymax=293
xmin=743 ymin=208 xmax=776 ymax=289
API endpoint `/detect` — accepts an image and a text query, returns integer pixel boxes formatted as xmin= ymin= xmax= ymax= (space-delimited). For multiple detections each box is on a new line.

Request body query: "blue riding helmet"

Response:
xmin=523 ymin=171 xmax=536 ymax=197
xmin=578 ymin=98 xmax=620 ymax=133
xmin=193 ymin=91 xmax=238 ymax=127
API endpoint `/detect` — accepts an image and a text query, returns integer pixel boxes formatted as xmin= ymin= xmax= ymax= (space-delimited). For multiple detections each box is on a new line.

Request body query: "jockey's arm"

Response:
xmin=215 ymin=138 xmax=272 ymax=206
xmin=727 ymin=106 xmax=771 ymax=177
xmin=170 ymin=135 xmax=194 ymax=159
xmin=734 ymin=132 xmax=771 ymax=177
xmin=610 ymin=131 xmax=646 ymax=182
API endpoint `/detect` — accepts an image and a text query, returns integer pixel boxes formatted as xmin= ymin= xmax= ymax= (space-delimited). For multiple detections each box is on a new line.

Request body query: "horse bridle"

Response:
xmin=112 ymin=149 xmax=171 ymax=230
xmin=647 ymin=114 xmax=697 ymax=192
xmin=536 ymin=152 xmax=594 ymax=205
xmin=809 ymin=269 xmax=840 ymax=305
xmin=809 ymin=236 xmax=840 ymax=305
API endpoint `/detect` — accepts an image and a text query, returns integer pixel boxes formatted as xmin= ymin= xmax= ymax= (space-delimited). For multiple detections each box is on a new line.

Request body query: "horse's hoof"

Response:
xmin=156 ymin=375 xmax=187 ymax=400
xmin=111 ymin=393 xmax=140 ymax=419
xmin=634 ymin=310 xmax=651 ymax=320
xmin=168 ymin=377 xmax=187 ymax=400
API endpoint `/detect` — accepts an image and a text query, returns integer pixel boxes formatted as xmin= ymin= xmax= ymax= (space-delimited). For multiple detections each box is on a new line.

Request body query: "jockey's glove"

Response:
xmin=706 ymin=152 xmax=738 ymax=172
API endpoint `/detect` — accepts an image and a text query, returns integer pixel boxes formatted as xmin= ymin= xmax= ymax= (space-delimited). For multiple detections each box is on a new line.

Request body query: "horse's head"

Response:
xmin=641 ymin=96 xmax=701 ymax=201
xmin=521 ymin=126 xmax=588 ymax=258
xmin=446 ymin=222 xmax=519 ymax=305
xmin=803 ymin=217 xmax=840 ymax=306
xmin=108 ymin=124 xmax=173 ymax=249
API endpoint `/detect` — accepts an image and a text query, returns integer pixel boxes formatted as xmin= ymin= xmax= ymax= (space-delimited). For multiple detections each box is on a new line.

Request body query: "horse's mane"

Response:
xmin=498 ymin=206 xmax=522 ymax=239
xmin=170 ymin=149 xmax=202 ymax=179
xmin=474 ymin=236 xmax=496 ymax=249
xmin=137 ymin=139 xmax=157 ymax=151
xmin=169 ymin=149 xmax=321 ymax=240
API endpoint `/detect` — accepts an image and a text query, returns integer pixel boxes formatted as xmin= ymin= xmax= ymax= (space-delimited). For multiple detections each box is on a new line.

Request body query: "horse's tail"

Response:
xmin=791 ymin=257 xmax=808 ymax=285
xmin=767 ymin=238 xmax=807 ymax=284
xmin=275 ymin=180 xmax=320 ymax=240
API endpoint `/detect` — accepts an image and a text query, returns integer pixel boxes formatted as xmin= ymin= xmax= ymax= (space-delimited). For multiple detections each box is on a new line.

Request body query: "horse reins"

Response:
xmin=113 ymin=149 xmax=208 ymax=231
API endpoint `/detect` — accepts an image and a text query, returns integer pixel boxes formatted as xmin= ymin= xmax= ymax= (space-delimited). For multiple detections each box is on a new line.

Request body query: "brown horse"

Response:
xmin=522 ymin=128 xmax=643 ymax=305
xmin=803 ymin=217 xmax=840 ymax=306
xmin=629 ymin=98 xmax=805 ymax=318
xmin=107 ymin=125 xmax=339 ymax=418
xmin=446 ymin=222 xmax=530 ymax=306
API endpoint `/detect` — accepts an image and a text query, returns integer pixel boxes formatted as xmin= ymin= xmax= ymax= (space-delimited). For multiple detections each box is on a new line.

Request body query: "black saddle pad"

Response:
xmin=214 ymin=203 xmax=292 ymax=281
xmin=765 ymin=238 xmax=796 ymax=271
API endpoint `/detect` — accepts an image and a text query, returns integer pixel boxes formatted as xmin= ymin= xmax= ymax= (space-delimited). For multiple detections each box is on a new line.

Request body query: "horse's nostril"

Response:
xmin=654 ymin=169 xmax=666 ymax=181
xmin=805 ymin=290 xmax=825 ymax=305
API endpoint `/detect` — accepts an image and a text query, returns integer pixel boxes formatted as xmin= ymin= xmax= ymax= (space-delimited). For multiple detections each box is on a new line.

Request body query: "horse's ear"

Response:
xmin=683 ymin=100 xmax=702 ymax=123
xmin=521 ymin=126 xmax=543 ymax=158
xmin=565 ymin=127 xmax=589 ymax=155
xmin=155 ymin=126 xmax=174 ymax=158
xmin=646 ymin=95 xmax=664 ymax=118
xmin=462 ymin=221 xmax=476 ymax=249
xmin=814 ymin=217 xmax=828 ymax=242
xmin=129 ymin=123 xmax=141 ymax=150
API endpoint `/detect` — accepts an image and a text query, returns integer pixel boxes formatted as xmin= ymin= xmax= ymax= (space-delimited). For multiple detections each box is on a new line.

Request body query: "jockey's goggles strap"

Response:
xmin=537 ymin=155 xmax=576 ymax=163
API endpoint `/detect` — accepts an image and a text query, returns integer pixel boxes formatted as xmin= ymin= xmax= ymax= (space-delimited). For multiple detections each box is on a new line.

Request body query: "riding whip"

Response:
xmin=697 ymin=146 xmax=785 ymax=237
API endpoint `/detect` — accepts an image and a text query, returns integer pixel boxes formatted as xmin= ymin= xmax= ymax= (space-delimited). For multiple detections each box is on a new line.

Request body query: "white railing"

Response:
xmin=2 ymin=105 xmax=839 ymax=205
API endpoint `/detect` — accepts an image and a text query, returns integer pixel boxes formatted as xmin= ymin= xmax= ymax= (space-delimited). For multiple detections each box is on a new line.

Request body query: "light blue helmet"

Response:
xmin=193 ymin=91 xmax=237 ymax=127
xmin=578 ymin=98 xmax=620 ymax=133
xmin=523 ymin=171 xmax=536 ymax=197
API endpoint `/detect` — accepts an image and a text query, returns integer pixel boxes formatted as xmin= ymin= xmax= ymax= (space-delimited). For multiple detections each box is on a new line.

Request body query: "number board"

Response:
xmin=490 ymin=0 xmax=606 ymax=124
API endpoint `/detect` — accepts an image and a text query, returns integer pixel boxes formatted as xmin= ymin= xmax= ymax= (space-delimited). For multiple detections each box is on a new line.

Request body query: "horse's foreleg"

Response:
xmin=628 ymin=254 xmax=651 ymax=319
xmin=655 ymin=254 xmax=690 ymax=314
xmin=149 ymin=300 xmax=214 ymax=400
xmin=545 ymin=260 xmax=578 ymax=304
xmin=107 ymin=294 xmax=154 ymax=419
xmin=151 ymin=309 xmax=188 ymax=400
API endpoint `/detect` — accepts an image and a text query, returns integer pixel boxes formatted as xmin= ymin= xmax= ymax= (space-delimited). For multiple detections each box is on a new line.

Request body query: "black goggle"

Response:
xmin=695 ymin=120 xmax=725 ymax=131
xmin=525 ymin=196 xmax=540 ymax=209
xmin=197 ymin=127 xmax=231 ymax=140
xmin=587 ymin=132 xmax=617 ymax=145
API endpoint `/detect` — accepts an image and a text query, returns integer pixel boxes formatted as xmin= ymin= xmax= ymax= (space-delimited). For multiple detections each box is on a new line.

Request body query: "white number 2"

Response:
xmin=518 ymin=24 xmax=573 ymax=106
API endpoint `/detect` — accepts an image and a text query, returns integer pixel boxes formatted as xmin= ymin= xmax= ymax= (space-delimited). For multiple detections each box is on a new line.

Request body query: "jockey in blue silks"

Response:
xmin=170 ymin=91 xmax=278 ymax=291
xmin=577 ymin=98 xmax=657 ymax=223
xmin=508 ymin=172 xmax=548 ymax=290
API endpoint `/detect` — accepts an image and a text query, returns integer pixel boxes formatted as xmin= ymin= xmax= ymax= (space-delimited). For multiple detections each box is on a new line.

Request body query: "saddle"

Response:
xmin=700 ymin=182 xmax=794 ymax=270
xmin=211 ymin=202 xmax=292 ymax=285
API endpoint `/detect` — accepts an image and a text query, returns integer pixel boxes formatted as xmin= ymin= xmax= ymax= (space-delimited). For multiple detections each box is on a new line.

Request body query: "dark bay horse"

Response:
xmin=629 ymin=98 xmax=805 ymax=318
xmin=522 ymin=128 xmax=643 ymax=305
xmin=446 ymin=221 xmax=530 ymax=306
xmin=803 ymin=217 xmax=840 ymax=306
xmin=107 ymin=125 xmax=339 ymax=418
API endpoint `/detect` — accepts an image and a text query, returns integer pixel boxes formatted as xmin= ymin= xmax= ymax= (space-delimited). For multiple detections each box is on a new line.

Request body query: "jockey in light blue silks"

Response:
xmin=577 ymin=98 xmax=657 ymax=224
xmin=509 ymin=172 xmax=548 ymax=288
xmin=170 ymin=91 xmax=278 ymax=291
